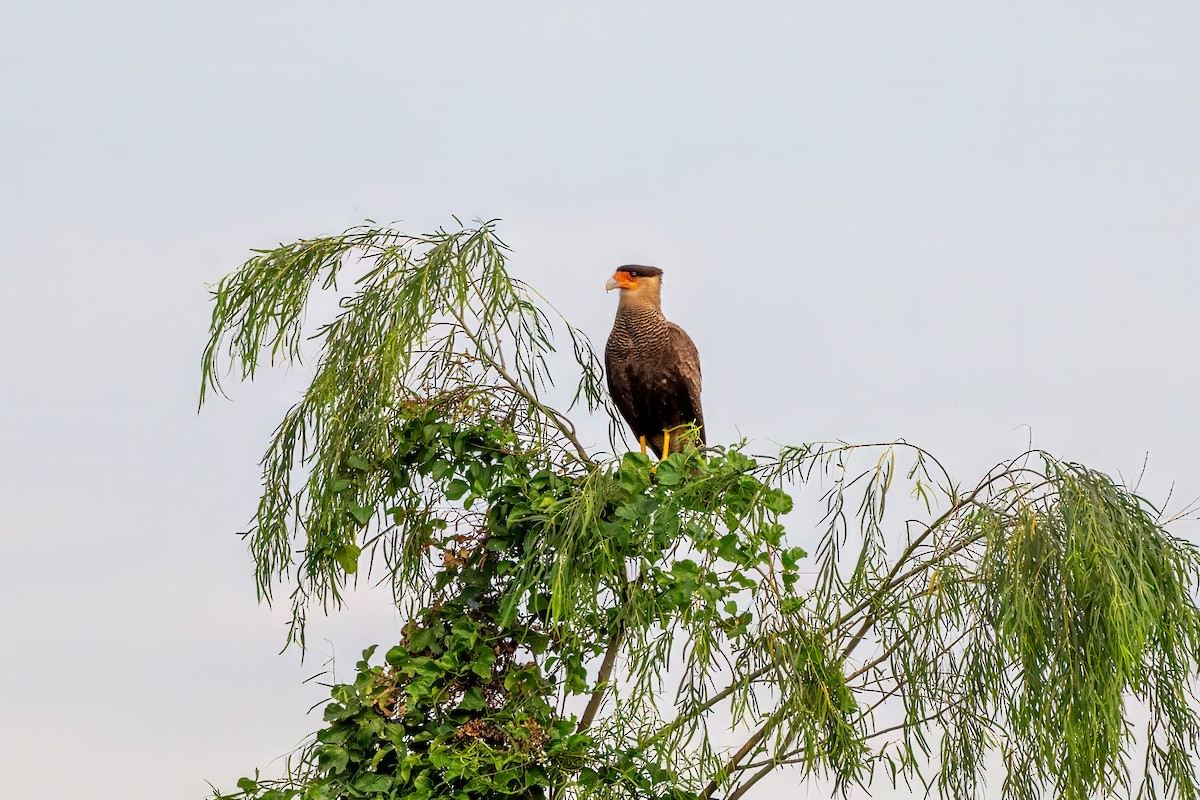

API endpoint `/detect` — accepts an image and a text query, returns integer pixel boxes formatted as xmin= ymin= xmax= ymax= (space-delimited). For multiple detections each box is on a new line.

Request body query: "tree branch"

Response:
xmin=577 ymin=621 xmax=625 ymax=732
xmin=830 ymin=476 xmax=1007 ymax=661
xmin=449 ymin=305 xmax=594 ymax=465
xmin=724 ymin=757 xmax=779 ymax=800
xmin=651 ymin=662 xmax=775 ymax=746
xmin=701 ymin=715 xmax=776 ymax=799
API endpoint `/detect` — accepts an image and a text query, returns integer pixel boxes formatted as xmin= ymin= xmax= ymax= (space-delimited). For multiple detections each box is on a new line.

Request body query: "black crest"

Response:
xmin=617 ymin=265 xmax=664 ymax=278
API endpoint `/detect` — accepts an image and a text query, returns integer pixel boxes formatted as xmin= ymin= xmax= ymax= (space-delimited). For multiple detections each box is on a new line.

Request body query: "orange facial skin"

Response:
xmin=607 ymin=271 xmax=639 ymax=291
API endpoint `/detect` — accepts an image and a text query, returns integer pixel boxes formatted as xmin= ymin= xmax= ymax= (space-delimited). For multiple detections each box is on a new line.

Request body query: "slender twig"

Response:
xmin=653 ymin=662 xmax=775 ymax=745
xmin=831 ymin=474 xmax=1015 ymax=661
xmin=850 ymin=626 xmax=976 ymax=691
xmin=449 ymin=306 xmax=593 ymax=464
xmin=828 ymin=465 xmax=1035 ymax=645
xmin=864 ymin=681 xmax=906 ymax=717
xmin=736 ymin=694 xmax=977 ymax=776
xmin=845 ymin=644 xmax=899 ymax=684
xmin=701 ymin=714 xmax=777 ymax=799
xmin=829 ymin=501 xmax=965 ymax=638
xmin=860 ymin=695 xmax=974 ymax=743
xmin=841 ymin=524 xmax=993 ymax=662
xmin=725 ymin=757 xmax=779 ymax=800
xmin=577 ymin=621 xmax=626 ymax=732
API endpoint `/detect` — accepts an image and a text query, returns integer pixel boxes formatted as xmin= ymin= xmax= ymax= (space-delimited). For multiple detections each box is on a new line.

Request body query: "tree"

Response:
xmin=202 ymin=220 xmax=1200 ymax=800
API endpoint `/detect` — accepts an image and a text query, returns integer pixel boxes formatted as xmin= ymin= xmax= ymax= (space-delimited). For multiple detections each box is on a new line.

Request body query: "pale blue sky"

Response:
xmin=1 ymin=3 xmax=1197 ymax=798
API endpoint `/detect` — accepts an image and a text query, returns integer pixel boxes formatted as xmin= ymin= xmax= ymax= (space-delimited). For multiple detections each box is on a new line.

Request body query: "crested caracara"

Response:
xmin=605 ymin=265 xmax=705 ymax=459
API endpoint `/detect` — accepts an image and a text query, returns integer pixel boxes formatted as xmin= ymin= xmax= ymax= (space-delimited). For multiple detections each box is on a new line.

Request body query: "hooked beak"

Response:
xmin=607 ymin=271 xmax=638 ymax=292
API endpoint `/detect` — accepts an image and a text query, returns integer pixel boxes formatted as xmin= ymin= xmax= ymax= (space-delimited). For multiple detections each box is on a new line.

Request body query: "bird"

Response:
xmin=604 ymin=265 xmax=705 ymax=459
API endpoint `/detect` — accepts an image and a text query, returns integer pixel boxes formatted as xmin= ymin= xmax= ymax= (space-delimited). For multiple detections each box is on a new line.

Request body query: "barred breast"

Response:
xmin=607 ymin=306 xmax=670 ymax=357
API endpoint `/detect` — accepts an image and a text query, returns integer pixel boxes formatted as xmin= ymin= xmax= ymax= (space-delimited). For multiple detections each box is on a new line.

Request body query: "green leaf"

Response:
xmin=334 ymin=544 xmax=361 ymax=574
xmin=236 ymin=777 xmax=259 ymax=793
xmin=349 ymin=504 xmax=373 ymax=525
xmin=352 ymin=774 xmax=392 ymax=792
xmin=618 ymin=452 xmax=653 ymax=493
xmin=315 ymin=744 xmax=349 ymax=774
xmin=655 ymin=459 xmax=682 ymax=486
xmin=471 ymin=647 xmax=496 ymax=680
xmin=445 ymin=479 xmax=470 ymax=501
xmin=316 ymin=726 xmax=350 ymax=745
xmin=408 ymin=626 xmax=439 ymax=654
xmin=762 ymin=487 xmax=794 ymax=514
xmin=369 ymin=746 xmax=394 ymax=770
xmin=458 ymin=686 xmax=486 ymax=710
xmin=716 ymin=534 xmax=744 ymax=563
xmin=346 ymin=455 xmax=371 ymax=471
xmin=781 ymin=546 xmax=808 ymax=569
xmin=322 ymin=703 xmax=351 ymax=722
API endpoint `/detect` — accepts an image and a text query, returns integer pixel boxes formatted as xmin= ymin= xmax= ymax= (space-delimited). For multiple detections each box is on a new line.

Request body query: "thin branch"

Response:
xmin=832 ymin=475 xmax=1010 ymax=661
xmin=701 ymin=715 xmax=776 ymax=799
xmin=737 ymin=694 xmax=977 ymax=775
xmin=449 ymin=306 xmax=593 ymax=465
xmin=653 ymin=662 xmax=775 ymax=745
xmin=861 ymin=695 xmax=974 ymax=744
xmin=725 ymin=757 xmax=779 ymax=800
xmin=828 ymin=500 xmax=966 ymax=640
xmin=845 ymin=644 xmax=899 ymax=685
xmin=577 ymin=621 xmax=625 ymax=732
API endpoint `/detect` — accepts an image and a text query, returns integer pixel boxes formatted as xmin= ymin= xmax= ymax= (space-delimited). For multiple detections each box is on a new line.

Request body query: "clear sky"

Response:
xmin=1 ymin=3 xmax=1197 ymax=798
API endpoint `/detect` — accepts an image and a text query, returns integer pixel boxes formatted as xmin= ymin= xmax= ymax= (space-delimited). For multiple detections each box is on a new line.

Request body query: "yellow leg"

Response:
xmin=660 ymin=429 xmax=671 ymax=461
xmin=639 ymin=435 xmax=647 ymax=456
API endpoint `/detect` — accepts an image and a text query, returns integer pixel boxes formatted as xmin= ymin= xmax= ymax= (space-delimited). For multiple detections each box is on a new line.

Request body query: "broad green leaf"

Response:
xmin=315 ymin=744 xmax=349 ymax=774
xmin=352 ymin=773 xmax=392 ymax=792
xmin=334 ymin=544 xmax=361 ymax=574
xmin=458 ymin=686 xmax=485 ymax=711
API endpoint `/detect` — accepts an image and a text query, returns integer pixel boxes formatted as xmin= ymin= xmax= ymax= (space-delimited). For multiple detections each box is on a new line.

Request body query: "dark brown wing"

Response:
xmin=667 ymin=322 xmax=705 ymax=444
xmin=604 ymin=342 xmax=643 ymax=442
xmin=605 ymin=321 xmax=705 ymax=457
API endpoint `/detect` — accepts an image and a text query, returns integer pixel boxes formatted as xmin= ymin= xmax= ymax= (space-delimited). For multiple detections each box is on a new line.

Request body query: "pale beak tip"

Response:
xmin=605 ymin=277 xmax=619 ymax=292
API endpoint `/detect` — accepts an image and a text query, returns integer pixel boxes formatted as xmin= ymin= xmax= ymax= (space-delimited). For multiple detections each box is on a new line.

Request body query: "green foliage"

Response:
xmin=200 ymin=220 xmax=609 ymax=640
xmin=978 ymin=462 xmax=1200 ymax=800
xmin=204 ymin=220 xmax=1200 ymax=800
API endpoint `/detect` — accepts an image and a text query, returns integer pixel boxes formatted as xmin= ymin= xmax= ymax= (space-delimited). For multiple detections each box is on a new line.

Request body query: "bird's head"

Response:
xmin=606 ymin=265 xmax=664 ymax=304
